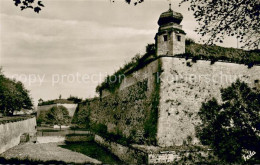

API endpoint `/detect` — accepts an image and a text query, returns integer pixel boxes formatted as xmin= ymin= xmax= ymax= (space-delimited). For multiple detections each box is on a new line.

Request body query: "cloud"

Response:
xmin=1 ymin=13 xmax=155 ymax=59
xmin=0 ymin=11 xmax=156 ymax=103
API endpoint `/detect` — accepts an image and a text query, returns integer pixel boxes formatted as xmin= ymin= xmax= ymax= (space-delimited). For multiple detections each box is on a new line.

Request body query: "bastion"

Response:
xmin=73 ymin=6 xmax=260 ymax=164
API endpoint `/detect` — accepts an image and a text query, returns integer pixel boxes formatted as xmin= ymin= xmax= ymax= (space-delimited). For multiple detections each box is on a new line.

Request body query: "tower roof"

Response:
xmin=158 ymin=8 xmax=183 ymax=26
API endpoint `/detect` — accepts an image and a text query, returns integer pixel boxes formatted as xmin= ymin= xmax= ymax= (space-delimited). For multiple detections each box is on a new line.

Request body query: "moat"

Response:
xmin=0 ymin=127 xmax=123 ymax=164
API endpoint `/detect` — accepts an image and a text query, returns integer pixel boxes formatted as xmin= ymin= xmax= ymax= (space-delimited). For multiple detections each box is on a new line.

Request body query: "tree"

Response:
xmin=47 ymin=105 xmax=71 ymax=129
xmin=179 ymin=0 xmax=260 ymax=49
xmin=125 ymin=0 xmax=260 ymax=49
xmin=0 ymin=68 xmax=33 ymax=116
xmin=13 ymin=0 xmax=44 ymax=13
xmin=196 ymin=80 xmax=260 ymax=163
xmin=67 ymin=95 xmax=82 ymax=104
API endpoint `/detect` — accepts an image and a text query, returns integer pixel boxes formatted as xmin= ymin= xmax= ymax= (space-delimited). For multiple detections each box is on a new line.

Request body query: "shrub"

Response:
xmin=196 ymin=80 xmax=260 ymax=163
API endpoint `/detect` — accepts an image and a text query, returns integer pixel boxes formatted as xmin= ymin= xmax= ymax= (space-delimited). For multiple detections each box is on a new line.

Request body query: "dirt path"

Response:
xmin=0 ymin=142 xmax=101 ymax=164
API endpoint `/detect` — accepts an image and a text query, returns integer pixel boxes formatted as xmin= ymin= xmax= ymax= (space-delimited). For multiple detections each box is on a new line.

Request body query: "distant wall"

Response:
xmin=157 ymin=57 xmax=260 ymax=147
xmin=74 ymin=60 xmax=160 ymax=144
xmin=0 ymin=117 xmax=36 ymax=154
xmin=37 ymin=104 xmax=77 ymax=117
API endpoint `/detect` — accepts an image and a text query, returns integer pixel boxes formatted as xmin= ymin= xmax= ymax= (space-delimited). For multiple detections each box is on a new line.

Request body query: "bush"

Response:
xmin=185 ymin=38 xmax=195 ymax=45
xmin=196 ymin=80 xmax=260 ymax=163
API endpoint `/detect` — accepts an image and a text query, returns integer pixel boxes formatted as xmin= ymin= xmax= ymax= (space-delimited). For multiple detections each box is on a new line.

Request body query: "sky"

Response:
xmin=0 ymin=0 xmax=238 ymax=106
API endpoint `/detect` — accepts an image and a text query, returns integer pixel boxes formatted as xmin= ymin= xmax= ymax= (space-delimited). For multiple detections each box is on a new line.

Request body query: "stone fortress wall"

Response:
xmin=157 ymin=57 xmax=260 ymax=147
xmin=75 ymin=57 xmax=260 ymax=147
xmin=73 ymin=6 xmax=260 ymax=148
xmin=75 ymin=60 xmax=160 ymax=144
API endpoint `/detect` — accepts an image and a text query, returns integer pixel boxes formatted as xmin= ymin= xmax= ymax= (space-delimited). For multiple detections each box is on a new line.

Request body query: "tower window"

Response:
xmin=177 ymin=35 xmax=181 ymax=42
xmin=163 ymin=35 xmax=168 ymax=41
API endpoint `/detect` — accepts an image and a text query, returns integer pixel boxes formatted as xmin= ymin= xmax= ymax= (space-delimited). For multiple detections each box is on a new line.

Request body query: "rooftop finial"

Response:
xmin=168 ymin=0 xmax=172 ymax=10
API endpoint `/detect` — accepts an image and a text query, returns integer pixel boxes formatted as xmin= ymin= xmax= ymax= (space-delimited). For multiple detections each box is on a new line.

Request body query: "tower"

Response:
xmin=155 ymin=4 xmax=186 ymax=56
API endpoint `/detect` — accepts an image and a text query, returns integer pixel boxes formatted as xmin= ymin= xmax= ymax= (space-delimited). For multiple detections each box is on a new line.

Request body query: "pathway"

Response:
xmin=0 ymin=142 xmax=101 ymax=164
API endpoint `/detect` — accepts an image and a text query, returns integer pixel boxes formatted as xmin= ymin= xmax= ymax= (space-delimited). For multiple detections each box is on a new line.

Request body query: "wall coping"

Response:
xmin=0 ymin=115 xmax=35 ymax=125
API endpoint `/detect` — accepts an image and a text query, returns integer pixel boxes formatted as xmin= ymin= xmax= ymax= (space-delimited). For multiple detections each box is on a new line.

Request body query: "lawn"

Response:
xmin=60 ymin=142 xmax=123 ymax=164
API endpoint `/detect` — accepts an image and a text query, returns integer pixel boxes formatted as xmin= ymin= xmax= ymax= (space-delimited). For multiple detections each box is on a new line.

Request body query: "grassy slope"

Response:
xmin=186 ymin=43 xmax=260 ymax=64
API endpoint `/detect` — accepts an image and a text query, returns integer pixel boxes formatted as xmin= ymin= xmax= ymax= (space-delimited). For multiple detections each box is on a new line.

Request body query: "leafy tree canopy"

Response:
xmin=13 ymin=0 xmax=44 ymax=13
xmin=0 ymin=68 xmax=33 ymax=116
xmin=47 ymin=105 xmax=71 ymax=127
xmin=67 ymin=95 xmax=82 ymax=104
xmin=127 ymin=0 xmax=260 ymax=49
xmin=180 ymin=0 xmax=260 ymax=49
xmin=196 ymin=80 xmax=260 ymax=163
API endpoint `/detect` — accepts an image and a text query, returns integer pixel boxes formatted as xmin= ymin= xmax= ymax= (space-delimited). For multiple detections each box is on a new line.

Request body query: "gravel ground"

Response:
xmin=0 ymin=142 xmax=101 ymax=164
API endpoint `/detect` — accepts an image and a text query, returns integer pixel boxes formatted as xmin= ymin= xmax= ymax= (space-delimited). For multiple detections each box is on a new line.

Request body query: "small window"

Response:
xmin=177 ymin=35 xmax=181 ymax=42
xmin=163 ymin=35 xmax=168 ymax=41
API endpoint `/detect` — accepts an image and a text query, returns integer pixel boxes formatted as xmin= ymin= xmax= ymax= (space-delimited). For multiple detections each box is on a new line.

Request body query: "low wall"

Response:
xmin=94 ymin=135 xmax=147 ymax=164
xmin=94 ymin=134 xmax=208 ymax=164
xmin=65 ymin=134 xmax=94 ymax=143
xmin=0 ymin=116 xmax=36 ymax=154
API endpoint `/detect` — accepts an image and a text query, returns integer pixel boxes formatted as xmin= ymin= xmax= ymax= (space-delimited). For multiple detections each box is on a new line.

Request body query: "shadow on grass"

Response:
xmin=0 ymin=157 xmax=74 ymax=164
xmin=60 ymin=141 xmax=123 ymax=164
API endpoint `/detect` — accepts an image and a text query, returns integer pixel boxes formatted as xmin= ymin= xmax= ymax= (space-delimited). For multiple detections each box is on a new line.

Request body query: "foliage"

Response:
xmin=89 ymin=123 xmax=135 ymax=146
xmin=97 ymin=42 xmax=259 ymax=94
xmin=180 ymin=0 xmax=260 ymax=49
xmin=91 ymin=123 xmax=108 ymax=135
xmin=12 ymin=0 xmax=143 ymax=13
xmin=13 ymin=0 xmax=44 ymax=13
xmin=38 ymin=99 xmax=74 ymax=106
xmin=196 ymin=80 xmax=260 ymax=163
xmin=0 ymin=68 xmax=33 ymax=116
xmin=96 ymin=54 xmax=140 ymax=94
xmin=124 ymin=0 xmax=144 ymax=6
xmin=185 ymin=38 xmax=195 ymax=45
xmin=119 ymin=0 xmax=259 ymax=48
xmin=0 ymin=157 xmax=71 ymax=164
xmin=67 ymin=95 xmax=82 ymax=104
xmin=143 ymin=59 xmax=161 ymax=145
xmin=46 ymin=106 xmax=71 ymax=127
xmin=38 ymin=100 xmax=55 ymax=106
xmin=71 ymin=104 xmax=90 ymax=127
xmin=60 ymin=142 xmax=123 ymax=164
xmin=180 ymin=42 xmax=260 ymax=67
xmin=96 ymin=43 xmax=155 ymax=94
xmin=36 ymin=110 xmax=49 ymax=125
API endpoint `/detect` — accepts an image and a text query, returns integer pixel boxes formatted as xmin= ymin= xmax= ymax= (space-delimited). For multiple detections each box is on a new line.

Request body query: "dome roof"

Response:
xmin=158 ymin=9 xmax=183 ymax=26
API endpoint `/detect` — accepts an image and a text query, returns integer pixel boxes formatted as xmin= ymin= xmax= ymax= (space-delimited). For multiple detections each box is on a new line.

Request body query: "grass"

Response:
xmin=0 ymin=157 xmax=70 ymax=164
xmin=60 ymin=142 xmax=123 ymax=164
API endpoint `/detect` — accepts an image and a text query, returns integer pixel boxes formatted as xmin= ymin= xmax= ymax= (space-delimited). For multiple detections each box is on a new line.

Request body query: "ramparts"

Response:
xmin=73 ymin=55 xmax=260 ymax=147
